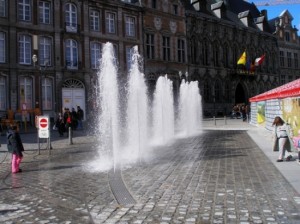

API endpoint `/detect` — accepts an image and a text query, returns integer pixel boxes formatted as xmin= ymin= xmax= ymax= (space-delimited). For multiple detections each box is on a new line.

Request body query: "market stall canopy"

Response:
xmin=249 ymin=78 xmax=300 ymax=102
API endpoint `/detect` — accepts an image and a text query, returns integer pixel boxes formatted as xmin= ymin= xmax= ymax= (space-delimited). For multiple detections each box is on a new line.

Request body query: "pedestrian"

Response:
xmin=71 ymin=108 xmax=78 ymax=130
xmin=55 ymin=113 xmax=65 ymax=137
xmin=7 ymin=125 xmax=24 ymax=173
xmin=76 ymin=106 xmax=84 ymax=130
xmin=272 ymin=116 xmax=294 ymax=162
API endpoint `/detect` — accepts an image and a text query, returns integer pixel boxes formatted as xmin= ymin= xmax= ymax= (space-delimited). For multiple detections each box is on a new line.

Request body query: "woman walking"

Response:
xmin=272 ymin=116 xmax=294 ymax=162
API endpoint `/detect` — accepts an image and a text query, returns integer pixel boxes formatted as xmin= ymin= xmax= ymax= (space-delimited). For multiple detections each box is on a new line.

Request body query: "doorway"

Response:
xmin=62 ymin=79 xmax=85 ymax=120
xmin=235 ymin=83 xmax=246 ymax=104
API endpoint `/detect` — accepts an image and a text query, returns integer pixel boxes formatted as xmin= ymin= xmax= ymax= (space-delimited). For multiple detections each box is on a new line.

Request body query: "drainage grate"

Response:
xmin=108 ymin=169 xmax=136 ymax=205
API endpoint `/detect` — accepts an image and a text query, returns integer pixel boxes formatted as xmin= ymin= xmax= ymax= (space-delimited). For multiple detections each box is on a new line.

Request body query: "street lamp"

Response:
xmin=32 ymin=54 xmax=37 ymax=66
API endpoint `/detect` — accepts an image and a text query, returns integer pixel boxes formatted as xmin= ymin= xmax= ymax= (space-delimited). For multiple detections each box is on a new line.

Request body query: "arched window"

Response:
xmin=190 ymin=37 xmax=197 ymax=64
xmin=223 ymin=43 xmax=229 ymax=68
xmin=65 ymin=3 xmax=77 ymax=32
xmin=39 ymin=36 xmax=52 ymax=66
xmin=213 ymin=42 xmax=219 ymax=67
xmin=203 ymin=80 xmax=210 ymax=102
xmin=18 ymin=34 xmax=32 ymax=64
xmin=90 ymin=42 xmax=102 ymax=69
xmin=19 ymin=76 xmax=33 ymax=109
xmin=42 ymin=77 xmax=53 ymax=110
xmin=214 ymin=80 xmax=221 ymax=102
xmin=202 ymin=39 xmax=209 ymax=66
xmin=65 ymin=39 xmax=78 ymax=69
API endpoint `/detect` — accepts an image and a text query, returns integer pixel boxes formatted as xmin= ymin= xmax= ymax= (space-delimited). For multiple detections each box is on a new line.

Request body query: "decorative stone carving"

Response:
xmin=162 ymin=0 xmax=168 ymax=12
xmin=170 ymin=21 xmax=177 ymax=34
xmin=154 ymin=17 xmax=162 ymax=30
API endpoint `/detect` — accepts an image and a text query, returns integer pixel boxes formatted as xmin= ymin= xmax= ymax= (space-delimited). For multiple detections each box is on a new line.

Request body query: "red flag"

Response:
xmin=255 ymin=54 xmax=265 ymax=66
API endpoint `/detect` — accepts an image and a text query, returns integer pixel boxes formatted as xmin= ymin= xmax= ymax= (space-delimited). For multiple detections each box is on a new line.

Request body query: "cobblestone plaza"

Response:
xmin=0 ymin=120 xmax=300 ymax=223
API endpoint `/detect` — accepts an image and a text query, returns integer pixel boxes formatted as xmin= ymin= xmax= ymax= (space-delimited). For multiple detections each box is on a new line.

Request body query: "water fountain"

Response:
xmin=177 ymin=77 xmax=202 ymax=136
xmin=152 ymin=75 xmax=175 ymax=145
xmin=96 ymin=42 xmax=120 ymax=171
xmin=124 ymin=46 xmax=149 ymax=163
xmin=89 ymin=43 xmax=203 ymax=172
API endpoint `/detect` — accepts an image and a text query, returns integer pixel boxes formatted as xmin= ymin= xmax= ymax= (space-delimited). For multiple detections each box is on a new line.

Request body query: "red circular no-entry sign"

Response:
xmin=39 ymin=118 xmax=48 ymax=129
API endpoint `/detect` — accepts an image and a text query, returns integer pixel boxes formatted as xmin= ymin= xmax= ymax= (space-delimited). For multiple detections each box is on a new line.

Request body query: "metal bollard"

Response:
xmin=69 ymin=127 xmax=73 ymax=145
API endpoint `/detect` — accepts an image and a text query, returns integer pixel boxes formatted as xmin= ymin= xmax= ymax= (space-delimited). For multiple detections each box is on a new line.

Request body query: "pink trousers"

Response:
xmin=11 ymin=154 xmax=22 ymax=173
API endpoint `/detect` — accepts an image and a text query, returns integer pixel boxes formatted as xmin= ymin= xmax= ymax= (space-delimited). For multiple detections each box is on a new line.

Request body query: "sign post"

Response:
xmin=37 ymin=116 xmax=51 ymax=154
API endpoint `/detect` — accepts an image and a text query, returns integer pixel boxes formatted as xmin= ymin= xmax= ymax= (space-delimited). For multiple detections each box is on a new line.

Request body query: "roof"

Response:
xmin=249 ymin=79 xmax=300 ymax=102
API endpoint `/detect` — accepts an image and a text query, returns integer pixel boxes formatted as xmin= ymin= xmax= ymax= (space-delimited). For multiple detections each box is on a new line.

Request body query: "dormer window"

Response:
xmin=285 ymin=32 xmax=290 ymax=42
xmin=284 ymin=16 xmax=289 ymax=24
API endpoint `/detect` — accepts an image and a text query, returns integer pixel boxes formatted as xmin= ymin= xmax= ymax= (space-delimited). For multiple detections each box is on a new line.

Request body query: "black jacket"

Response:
xmin=7 ymin=129 xmax=24 ymax=156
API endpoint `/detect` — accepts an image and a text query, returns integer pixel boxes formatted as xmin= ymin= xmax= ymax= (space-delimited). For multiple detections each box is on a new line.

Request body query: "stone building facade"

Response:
xmin=0 ymin=0 xmax=143 ymax=122
xmin=141 ymin=0 xmax=187 ymax=100
xmin=268 ymin=10 xmax=300 ymax=85
xmin=186 ymin=0 xmax=280 ymax=117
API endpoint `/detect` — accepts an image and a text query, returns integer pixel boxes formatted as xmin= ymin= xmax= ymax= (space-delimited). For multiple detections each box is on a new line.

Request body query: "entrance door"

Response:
xmin=62 ymin=79 xmax=85 ymax=120
xmin=235 ymin=83 xmax=246 ymax=104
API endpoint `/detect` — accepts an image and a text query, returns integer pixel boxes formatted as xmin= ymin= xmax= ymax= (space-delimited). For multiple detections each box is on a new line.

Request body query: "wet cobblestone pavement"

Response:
xmin=1 ymin=130 xmax=300 ymax=223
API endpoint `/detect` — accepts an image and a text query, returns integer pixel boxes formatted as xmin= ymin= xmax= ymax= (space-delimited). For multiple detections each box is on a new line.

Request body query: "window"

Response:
xmin=65 ymin=39 xmax=78 ymax=69
xmin=126 ymin=46 xmax=134 ymax=70
xmin=0 ymin=0 xmax=6 ymax=17
xmin=39 ymin=36 xmax=52 ymax=66
xmin=65 ymin=3 xmax=77 ymax=32
xmin=125 ymin=16 xmax=135 ymax=37
xmin=106 ymin=12 xmax=116 ymax=34
xmin=39 ymin=1 xmax=50 ymax=24
xmin=18 ymin=0 xmax=31 ymax=21
xmin=280 ymin=51 xmax=284 ymax=67
xmin=213 ymin=44 xmax=219 ymax=66
xmin=214 ymin=81 xmax=221 ymax=102
xmin=288 ymin=75 xmax=293 ymax=82
xmin=173 ymin=5 xmax=178 ymax=15
xmin=18 ymin=34 xmax=31 ymax=64
xmin=285 ymin=32 xmax=290 ymax=42
xmin=177 ymin=39 xmax=185 ymax=63
xmin=0 ymin=76 xmax=6 ymax=110
xmin=152 ymin=0 xmax=157 ymax=8
xmin=202 ymin=40 xmax=209 ymax=66
xmin=42 ymin=77 xmax=53 ymax=110
xmin=203 ymin=80 xmax=210 ymax=102
xmin=146 ymin=34 xmax=154 ymax=59
xmin=287 ymin=52 xmax=292 ymax=67
xmin=0 ymin=32 xmax=5 ymax=63
xmin=90 ymin=42 xmax=101 ymax=69
xmin=294 ymin=53 xmax=298 ymax=69
xmin=90 ymin=9 xmax=100 ymax=32
xmin=223 ymin=44 xmax=229 ymax=67
xmin=163 ymin=36 xmax=170 ymax=61
xmin=19 ymin=76 xmax=33 ymax=109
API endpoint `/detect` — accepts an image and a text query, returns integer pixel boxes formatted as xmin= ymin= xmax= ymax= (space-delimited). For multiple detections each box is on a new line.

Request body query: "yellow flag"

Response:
xmin=237 ymin=51 xmax=246 ymax=65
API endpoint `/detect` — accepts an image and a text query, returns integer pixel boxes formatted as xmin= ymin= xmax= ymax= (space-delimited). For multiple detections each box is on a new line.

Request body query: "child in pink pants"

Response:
xmin=7 ymin=125 xmax=24 ymax=173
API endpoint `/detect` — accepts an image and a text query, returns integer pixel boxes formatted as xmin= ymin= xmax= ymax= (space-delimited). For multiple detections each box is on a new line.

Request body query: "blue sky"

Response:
xmin=250 ymin=1 xmax=300 ymax=34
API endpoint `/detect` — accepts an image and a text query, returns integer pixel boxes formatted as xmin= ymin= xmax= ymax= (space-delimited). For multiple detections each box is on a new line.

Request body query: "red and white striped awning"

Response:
xmin=249 ymin=79 xmax=300 ymax=102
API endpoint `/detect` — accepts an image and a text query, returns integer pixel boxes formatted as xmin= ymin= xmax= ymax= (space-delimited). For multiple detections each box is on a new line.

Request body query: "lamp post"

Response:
xmin=32 ymin=54 xmax=50 ymax=115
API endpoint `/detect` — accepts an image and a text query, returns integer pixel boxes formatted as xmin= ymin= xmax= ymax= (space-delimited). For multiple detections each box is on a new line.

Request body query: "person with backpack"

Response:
xmin=7 ymin=125 xmax=24 ymax=173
